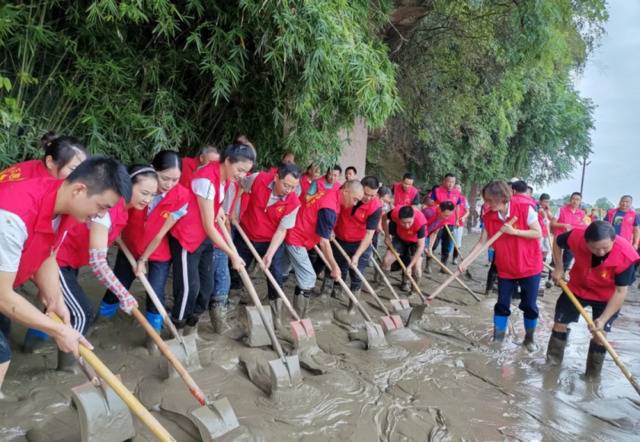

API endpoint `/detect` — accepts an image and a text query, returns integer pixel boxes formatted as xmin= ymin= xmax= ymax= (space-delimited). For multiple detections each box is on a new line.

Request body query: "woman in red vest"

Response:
xmin=0 ymin=132 xmax=87 ymax=183
xmin=551 ymin=192 xmax=585 ymax=270
xmin=462 ymin=181 xmax=542 ymax=349
xmin=169 ymin=144 xmax=254 ymax=333
xmin=0 ymin=156 xmax=130 ymax=399
xmin=547 ymin=221 xmax=639 ymax=378
xmin=605 ymin=195 xmax=640 ymax=248
xmin=100 ymin=152 xmax=190 ymax=343
xmin=39 ymin=165 xmax=158 ymax=370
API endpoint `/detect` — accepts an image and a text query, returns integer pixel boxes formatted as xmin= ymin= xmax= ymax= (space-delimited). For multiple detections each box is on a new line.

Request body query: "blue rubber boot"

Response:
xmin=99 ymin=301 xmax=119 ymax=319
xmin=145 ymin=311 xmax=163 ymax=333
xmin=22 ymin=328 xmax=49 ymax=353
xmin=493 ymin=315 xmax=508 ymax=342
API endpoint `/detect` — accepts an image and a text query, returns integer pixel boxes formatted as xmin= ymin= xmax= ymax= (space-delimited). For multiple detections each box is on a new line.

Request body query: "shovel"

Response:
xmin=444 ymin=225 xmax=473 ymax=279
xmin=50 ymin=314 xmax=176 ymax=442
xmin=429 ymin=218 xmax=517 ymax=301
xmin=545 ymin=264 xmax=640 ymax=397
xmin=385 ymin=241 xmax=430 ymax=323
xmin=314 ymin=245 xmax=387 ymax=349
xmin=428 ymin=253 xmax=482 ymax=302
xmin=116 ymin=241 xmax=240 ymax=440
xmin=218 ymin=220 xmax=303 ymax=393
xmin=368 ymin=252 xmax=413 ymax=324
xmin=116 ymin=238 xmax=200 ymax=371
xmin=331 ymin=239 xmax=404 ymax=332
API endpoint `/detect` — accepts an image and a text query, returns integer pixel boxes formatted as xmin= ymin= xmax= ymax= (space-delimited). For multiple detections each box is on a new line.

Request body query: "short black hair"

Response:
xmin=444 ymin=173 xmax=455 ymax=179
xmin=402 ymin=172 xmax=414 ymax=181
xmin=67 ymin=156 xmax=132 ymax=203
xmin=361 ymin=175 xmax=379 ymax=190
xmin=398 ymin=206 xmax=414 ymax=219
xmin=527 ymin=186 xmax=534 ymax=193
xmin=345 ymin=166 xmax=357 ymax=175
xmin=332 ymin=165 xmax=342 ymax=173
xmin=221 ymin=143 xmax=256 ymax=164
xmin=152 ymin=150 xmax=181 ymax=172
xmin=540 ymin=193 xmax=550 ymax=201
xmin=377 ymin=186 xmax=391 ymax=198
xmin=585 ymin=220 xmax=616 ymax=242
xmin=511 ymin=180 xmax=528 ymax=194
xmin=439 ymin=201 xmax=455 ymax=211
xmin=277 ymin=162 xmax=301 ymax=180
xmin=570 ymin=192 xmax=582 ymax=199
xmin=40 ymin=132 xmax=87 ymax=169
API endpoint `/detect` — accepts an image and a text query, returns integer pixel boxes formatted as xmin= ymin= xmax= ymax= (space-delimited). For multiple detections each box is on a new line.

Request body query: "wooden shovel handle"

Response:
xmin=385 ymin=240 xmax=427 ymax=302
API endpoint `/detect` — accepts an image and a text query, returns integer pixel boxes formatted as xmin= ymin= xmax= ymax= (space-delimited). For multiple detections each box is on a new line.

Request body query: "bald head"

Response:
xmin=340 ymin=180 xmax=364 ymax=209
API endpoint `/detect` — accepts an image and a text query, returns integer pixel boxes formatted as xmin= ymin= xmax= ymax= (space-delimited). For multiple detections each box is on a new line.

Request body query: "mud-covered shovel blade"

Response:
xmin=269 ymin=354 xmax=303 ymax=392
xmin=406 ymin=303 xmax=427 ymax=325
xmin=190 ymin=397 xmax=240 ymax=441
xmin=244 ymin=305 xmax=273 ymax=347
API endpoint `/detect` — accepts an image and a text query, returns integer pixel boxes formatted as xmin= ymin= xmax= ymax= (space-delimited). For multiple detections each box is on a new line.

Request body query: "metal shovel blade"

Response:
xmin=71 ymin=380 xmax=135 ymax=442
xmin=190 ymin=397 xmax=240 ymax=441
xmin=406 ymin=303 xmax=428 ymax=325
xmin=244 ymin=305 xmax=273 ymax=347
xmin=164 ymin=333 xmax=201 ymax=380
xmin=290 ymin=318 xmax=317 ymax=350
xmin=380 ymin=314 xmax=405 ymax=332
xmin=364 ymin=322 xmax=388 ymax=349
xmin=269 ymin=354 xmax=303 ymax=392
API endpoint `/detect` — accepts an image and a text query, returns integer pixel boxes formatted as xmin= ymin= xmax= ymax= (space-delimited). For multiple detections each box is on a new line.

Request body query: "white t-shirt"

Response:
xmin=192 ymin=178 xmax=225 ymax=205
xmin=497 ymin=203 xmax=537 ymax=226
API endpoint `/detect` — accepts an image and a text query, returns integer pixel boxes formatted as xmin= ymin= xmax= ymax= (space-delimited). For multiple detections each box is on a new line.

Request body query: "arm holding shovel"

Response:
xmin=196 ymin=194 xmax=245 ymax=270
xmin=132 ymin=206 xmax=184 ymax=275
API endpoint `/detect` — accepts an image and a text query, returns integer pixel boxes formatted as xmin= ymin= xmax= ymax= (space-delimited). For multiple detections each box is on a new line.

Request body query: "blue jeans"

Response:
xmin=495 ymin=273 xmax=541 ymax=320
xmin=103 ymin=250 xmax=171 ymax=314
xmin=194 ymin=247 xmax=230 ymax=315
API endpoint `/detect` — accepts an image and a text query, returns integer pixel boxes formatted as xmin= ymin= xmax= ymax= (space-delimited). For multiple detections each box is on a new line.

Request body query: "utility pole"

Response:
xmin=579 ymin=156 xmax=591 ymax=195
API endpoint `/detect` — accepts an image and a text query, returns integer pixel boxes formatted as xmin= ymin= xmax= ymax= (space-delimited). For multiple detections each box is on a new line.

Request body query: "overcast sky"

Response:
xmin=545 ymin=1 xmax=640 ymax=206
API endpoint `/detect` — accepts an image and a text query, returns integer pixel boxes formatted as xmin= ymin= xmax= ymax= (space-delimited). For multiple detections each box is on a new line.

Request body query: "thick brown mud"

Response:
xmin=1 ymin=234 xmax=639 ymax=441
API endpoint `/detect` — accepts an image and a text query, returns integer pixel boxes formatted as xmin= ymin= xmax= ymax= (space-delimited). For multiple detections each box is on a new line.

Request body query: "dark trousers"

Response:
xmin=495 ymin=273 xmax=541 ymax=320
xmin=332 ymin=239 xmax=373 ymax=290
xmin=233 ymin=236 xmax=286 ymax=301
xmin=486 ymin=255 xmax=498 ymax=293
xmin=60 ymin=267 xmax=95 ymax=335
xmin=169 ymin=237 xmax=214 ymax=327
xmin=103 ymin=251 xmax=171 ymax=315
xmin=437 ymin=226 xmax=454 ymax=262
xmin=562 ymin=249 xmax=574 ymax=269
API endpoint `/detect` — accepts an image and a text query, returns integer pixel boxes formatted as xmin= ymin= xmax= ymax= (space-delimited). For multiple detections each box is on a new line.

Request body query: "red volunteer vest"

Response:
xmin=554 ymin=205 xmax=585 ymax=235
xmin=606 ymin=208 xmax=636 ymax=243
xmin=511 ymin=193 xmax=537 ymax=207
xmin=122 ymin=184 xmax=191 ymax=262
xmin=171 ymin=162 xmax=228 ymax=252
xmin=299 ymin=175 xmax=314 ymax=199
xmin=179 ymin=156 xmax=199 ymax=188
xmin=537 ymin=206 xmax=550 ymax=238
xmin=334 ymin=197 xmax=383 ymax=242
xmin=56 ymin=198 xmax=129 ymax=269
xmin=433 ymin=186 xmax=461 ymax=225
xmin=286 ymin=186 xmax=340 ymax=250
xmin=483 ymin=202 xmax=542 ymax=279
xmin=422 ymin=207 xmax=446 ymax=235
xmin=0 ymin=179 xmax=76 ymax=287
xmin=240 ymin=171 xmax=301 ymax=242
xmin=390 ymin=208 xmax=427 ymax=243
xmin=0 ymin=160 xmax=50 ymax=184
xmin=567 ymin=227 xmax=640 ymax=302
xmin=317 ymin=176 xmax=340 ymax=196
xmin=393 ymin=182 xmax=419 ymax=207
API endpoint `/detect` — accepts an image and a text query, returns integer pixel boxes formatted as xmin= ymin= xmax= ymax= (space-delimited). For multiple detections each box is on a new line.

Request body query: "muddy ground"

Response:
xmin=1 ymin=233 xmax=639 ymax=441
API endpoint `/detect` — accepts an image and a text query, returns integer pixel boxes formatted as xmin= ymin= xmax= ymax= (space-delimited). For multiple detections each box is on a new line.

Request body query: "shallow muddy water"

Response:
xmin=1 ymin=234 xmax=639 ymax=441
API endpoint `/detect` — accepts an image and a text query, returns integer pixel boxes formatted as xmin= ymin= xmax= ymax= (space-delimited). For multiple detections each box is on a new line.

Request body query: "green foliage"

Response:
xmin=0 ymin=1 xmax=399 ymax=167
xmin=593 ymin=197 xmax=614 ymax=210
xmin=372 ymin=0 xmax=606 ymax=189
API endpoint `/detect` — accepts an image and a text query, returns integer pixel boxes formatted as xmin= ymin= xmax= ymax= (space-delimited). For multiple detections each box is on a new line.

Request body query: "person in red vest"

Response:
xmin=537 ymin=193 xmax=554 ymax=290
xmin=605 ymin=195 xmax=640 ymax=248
xmin=234 ymin=162 xmax=301 ymax=325
xmin=421 ymin=201 xmax=455 ymax=273
xmin=285 ymin=180 xmax=364 ymax=315
xmin=179 ymin=145 xmax=219 ymax=188
xmin=345 ymin=166 xmax=357 ymax=181
xmin=0 ymin=132 xmax=87 ymax=184
xmin=383 ymin=206 xmax=427 ymax=291
xmin=299 ymin=164 xmax=321 ymax=199
xmin=44 ymin=165 xmax=157 ymax=369
xmin=510 ymin=180 xmax=537 ymax=207
xmin=393 ymin=172 xmax=420 ymax=209
xmin=332 ymin=176 xmax=382 ymax=302
xmin=430 ymin=173 xmax=461 ymax=269
xmin=460 ymin=181 xmax=542 ymax=349
xmin=101 ymin=152 xmax=190 ymax=344
xmin=547 ymin=221 xmax=640 ymax=378
xmin=0 ymin=156 xmax=131 ymax=400
xmin=551 ymin=192 xmax=585 ymax=271
xmin=451 ymin=184 xmax=469 ymax=265
xmin=169 ymin=144 xmax=254 ymax=333
xmin=317 ymin=165 xmax=342 ymax=194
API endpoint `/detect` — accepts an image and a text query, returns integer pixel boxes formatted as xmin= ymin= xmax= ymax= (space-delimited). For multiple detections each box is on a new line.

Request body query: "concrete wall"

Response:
xmin=338 ymin=118 xmax=367 ymax=178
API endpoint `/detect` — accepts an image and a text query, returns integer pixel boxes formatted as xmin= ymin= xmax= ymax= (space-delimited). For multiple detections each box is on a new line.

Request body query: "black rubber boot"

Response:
xmin=585 ymin=340 xmax=607 ymax=379
xmin=400 ymin=273 xmax=410 ymax=292
xmin=347 ymin=289 xmax=361 ymax=313
xmin=183 ymin=316 xmax=199 ymax=336
xmin=424 ymin=258 xmax=432 ymax=274
xmin=295 ymin=290 xmax=311 ymax=318
xmin=546 ymin=330 xmax=569 ymax=365
xmin=56 ymin=350 xmax=80 ymax=374
xmin=439 ymin=255 xmax=449 ymax=274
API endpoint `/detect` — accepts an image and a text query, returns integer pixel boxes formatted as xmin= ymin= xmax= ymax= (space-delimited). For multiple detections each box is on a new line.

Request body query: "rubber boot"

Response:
xmin=400 ymin=273 xmax=410 ymax=292
xmin=347 ymin=289 xmax=361 ymax=314
xmin=424 ymin=258 xmax=432 ymax=274
xmin=522 ymin=318 xmax=537 ymax=352
xmin=183 ymin=316 xmax=199 ymax=336
xmin=546 ymin=330 xmax=569 ymax=365
xmin=320 ymin=277 xmax=334 ymax=297
xmin=295 ymin=290 xmax=311 ymax=318
xmin=57 ymin=350 xmax=80 ymax=374
xmin=145 ymin=312 xmax=163 ymax=354
xmin=269 ymin=299 xmax=283 ymax=330
xmin=209 ymin=302 xmax=231 ymax=334
xmin=22 ymin=328 xmax=49 ymax=354
xmin=98 ymin=300 xmax=119 ymax=319
xmin=439 ymin=255 xmax=449 ymax=274
xmin=585 ymin=340 xmax=606 ymax=379
xmin=493 ymin=315 xmax=508 ymax=342
xmin=330 ymin=284 xmax=343 ymax=302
